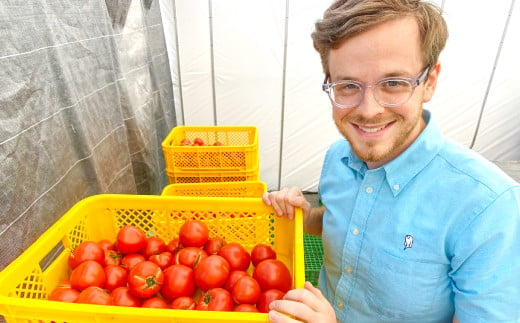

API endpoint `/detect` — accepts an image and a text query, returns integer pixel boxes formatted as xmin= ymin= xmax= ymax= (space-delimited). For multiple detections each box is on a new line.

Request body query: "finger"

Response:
xmin=268 ymin=309 xmax=302 ymax=323
xmin=269 ymin=299 xmax=315 ymax=323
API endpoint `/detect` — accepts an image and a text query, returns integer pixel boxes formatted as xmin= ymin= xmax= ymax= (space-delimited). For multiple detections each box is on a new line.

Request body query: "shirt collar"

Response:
xmin=341 ymin=109 xmax=444 ymax=196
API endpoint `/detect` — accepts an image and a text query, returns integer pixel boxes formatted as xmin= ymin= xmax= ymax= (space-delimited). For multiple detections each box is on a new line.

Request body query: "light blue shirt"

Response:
xmin=318 ymin=110 xmax=520 ymax=323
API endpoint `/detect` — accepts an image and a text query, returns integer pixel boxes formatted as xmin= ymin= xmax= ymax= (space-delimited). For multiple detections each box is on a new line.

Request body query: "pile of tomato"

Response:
xmin=48 ymin=220 xmax=292 ymax=313
xmin=179 ymin=137 xmax=223 ymax=146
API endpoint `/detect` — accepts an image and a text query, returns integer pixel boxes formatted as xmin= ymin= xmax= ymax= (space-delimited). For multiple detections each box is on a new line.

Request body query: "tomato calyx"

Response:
xmin=134 ymin=274 xmax=163 ymax=290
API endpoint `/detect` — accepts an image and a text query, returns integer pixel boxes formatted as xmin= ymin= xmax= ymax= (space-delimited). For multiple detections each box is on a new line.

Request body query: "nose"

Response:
xmin=356 ymin=85 xmax=385 ymax=117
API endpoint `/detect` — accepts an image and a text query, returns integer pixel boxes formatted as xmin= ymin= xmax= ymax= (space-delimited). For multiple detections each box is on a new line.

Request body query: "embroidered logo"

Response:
xmin=403 ymin=235 xmax=413 ymax=250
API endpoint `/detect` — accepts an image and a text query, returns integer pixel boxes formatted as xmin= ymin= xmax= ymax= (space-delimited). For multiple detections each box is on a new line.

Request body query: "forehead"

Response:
xmin=328 ymin=16 xmax=423 ymax=80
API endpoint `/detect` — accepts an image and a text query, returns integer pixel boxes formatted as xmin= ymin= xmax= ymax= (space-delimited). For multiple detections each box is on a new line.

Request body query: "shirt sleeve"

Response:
xmin=450 ymin=186 xmax=520 ymax=322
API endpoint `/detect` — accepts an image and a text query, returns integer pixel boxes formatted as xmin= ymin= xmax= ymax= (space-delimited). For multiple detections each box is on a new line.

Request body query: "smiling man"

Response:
xmin=263 ymin=1 xmax=520 ymax=322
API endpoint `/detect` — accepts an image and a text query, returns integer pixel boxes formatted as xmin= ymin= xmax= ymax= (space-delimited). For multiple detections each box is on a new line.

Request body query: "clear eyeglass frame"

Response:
xmin=322 ymin=66 xmax=430 ymax=109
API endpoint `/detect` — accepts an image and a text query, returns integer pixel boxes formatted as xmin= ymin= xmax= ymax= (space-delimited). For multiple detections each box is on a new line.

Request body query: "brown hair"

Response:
xmin=312 ymin=0 xmax=448 ymax=75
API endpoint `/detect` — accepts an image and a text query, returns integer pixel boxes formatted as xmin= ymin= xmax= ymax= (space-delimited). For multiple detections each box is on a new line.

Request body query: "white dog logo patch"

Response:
xmin=404 ymin=235 xmax=413 ymax=250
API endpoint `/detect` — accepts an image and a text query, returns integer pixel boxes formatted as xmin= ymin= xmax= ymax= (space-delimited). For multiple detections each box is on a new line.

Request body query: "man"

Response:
xmin=263 ymin=1 xmax=520 ymax=322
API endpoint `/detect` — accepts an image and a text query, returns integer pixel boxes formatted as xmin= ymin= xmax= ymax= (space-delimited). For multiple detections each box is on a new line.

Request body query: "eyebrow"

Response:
xmin=330 ymin=70 xmax=415 ymax=82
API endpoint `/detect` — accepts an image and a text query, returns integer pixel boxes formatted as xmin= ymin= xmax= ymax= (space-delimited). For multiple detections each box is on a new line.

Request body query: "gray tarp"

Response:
xmin=0 ymin=0 xmax=176 ymax=272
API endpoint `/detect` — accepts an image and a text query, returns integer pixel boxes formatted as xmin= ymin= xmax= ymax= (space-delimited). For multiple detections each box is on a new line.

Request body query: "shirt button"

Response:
xmin=352 ymin=228 xmax=360 ymax=235
xmin=345 ymin=267 xmax=353 ymax=274
xmin=337 ymin=302 xmax=344 ymax=308
xmin=393 ymin=184 xmax=400 ymax=190
xmin=366 ymin=187 xmax=373 ymax=193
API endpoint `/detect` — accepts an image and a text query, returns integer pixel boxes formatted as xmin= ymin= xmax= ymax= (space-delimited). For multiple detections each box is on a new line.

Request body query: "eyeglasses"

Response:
xmin=322 ymin=66 xmax=430 ymax=109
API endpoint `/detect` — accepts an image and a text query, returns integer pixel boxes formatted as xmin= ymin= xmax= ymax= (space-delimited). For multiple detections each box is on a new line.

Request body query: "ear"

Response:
xmin=422 ymin=62 xmax=441 ymax=103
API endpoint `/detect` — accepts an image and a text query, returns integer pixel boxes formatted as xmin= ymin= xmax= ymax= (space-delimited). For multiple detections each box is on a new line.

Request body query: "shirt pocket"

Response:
xmin=366 ymin=249 xmax=451 ymax=320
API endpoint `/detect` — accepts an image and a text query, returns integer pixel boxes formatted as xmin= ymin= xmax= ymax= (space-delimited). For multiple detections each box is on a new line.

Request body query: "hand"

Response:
xmin=262 ymin=187 xmax=312 ymax=220
xmin=268 ymin=281 xmax=337 ymax=323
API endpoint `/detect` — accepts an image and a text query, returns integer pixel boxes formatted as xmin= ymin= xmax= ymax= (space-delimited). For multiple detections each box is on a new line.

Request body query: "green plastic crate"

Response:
xmin=303 ymin=233 xmax=324 ymax=286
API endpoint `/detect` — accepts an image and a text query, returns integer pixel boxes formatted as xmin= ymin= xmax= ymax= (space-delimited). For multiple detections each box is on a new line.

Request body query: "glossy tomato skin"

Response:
xmin=252 ymin=259 xmax=292 ymax=292
xmin=77 ymin=286 xmax=113 ymax=305
xmin=174 ymin=246 xmax=208 ymax=268
xmin=70 ymin=260 xmax=106 ymax=290
xmin=204 ymin=237 xmax=226 ymax=255
xmin=104 ymin=264 xmax=128 ymax=291
xmin=121 ymin=253 xmax=146 ymax=271
xmin=68 ymin=241 xmax=105 ymax=269
xmin=232 ymin=276 xmax=261 ymax=304
xmin=256 ymin=289 xmax=285 ymax=313
xmin=170 ymin=296 xmax=196 ymax=310
xmin=235 ymin=304 xmax=259 ymax=312
xmin=180 ymin=138 xmax=192 ymax=146
xmin=111 ymin=286 xmax=142 ymax=307
xmin=178 ymin=220 xmax=209 ymax=247
xmin=141 ymin=236 xmax=166 ymax=259
xmin=196 ymin=288 xmax=234 ymax=311
xmin=48 ymin=287 xmax=80 ymax=303
xmin=97 ymin=239 xmax=115 ymax=251
xmin=103 ymin=249 xmax=122 ymax=266
xmin=142 ymin=296 xmax=169 ymax=308
xmin=194 ymin=255 xmax=230 ymax=291
xmin=224 ymin=270 xmax=248 ymax=292
xmin=218 ymin=242 xmax=251 ymax=272
xmin=250 ymin=244 xmax=277 ymax=267
xmin=127 ymin=261 xmax=164 ymax=299
xmin=116 ymin=225 xmax=147 ymax=254
xmin=193 ymin=138 xmax=205 ymax=146
xmin=165 ymin=237 xmax=181 ymax=254
xmin=161 ymin=264 xmax=196 ymax=301
xmin=149 ymin=251 xmax=173 ymax=270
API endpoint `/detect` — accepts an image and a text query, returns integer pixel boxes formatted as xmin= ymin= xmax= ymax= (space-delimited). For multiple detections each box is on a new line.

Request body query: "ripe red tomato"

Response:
xmin=116 ymin=225 xmax=147 ymax=254
xmin=204 ymin=237 xmax=226 ymax=254
xmin=252 ymin=259 xmax=292 ymax=292
xmin=77 ymin=286 xmax=113 ymax=305
xmin=70 ymin=260 xmax=106 ymax=290
xmin=196 ymin=288 xmax=234 ymax=311
xmin=142 ymin=296 xmax=169 ymax=308
xmin=232 ymin=276 xmax=261 ymax=304
xmin=180 ymin=138 xmax=192 ymax=146
xmin=161 ymin=264 xmax=196 ymax=301
xmin=149 ymin=251 xmax=174 ymax=270
xmin=235 ymin=304 xmax=259 ymax=312
xmin=127 ymin=261 xmax=164 ymax=299
xmin=104 ymin=264 xmax=128 ymax=291
xmin=179 ymin=220 xmax=209 ymax=247
xmin=256 ymin=289 xmax=285 ymax=313
xmin=250 ymin=244 xmax=277 ymax=267
xmin=192 ymin=138 xmax=205 ymax=146
xmin=48 ymin=287 xmax=80 ymax=303
xmin=68 ymin=241 xmax=105 ymax=269
xmin=165 ymin=237 xmax=181 ymax=254
xmin=121 ymin=253 xmax=146 ymax=271
xmin=170 ymin=296 xmax=196 ymax=310
xmin=111 ymin=286 xmax=142 ymax=307
xmin=224 ymin=270 xmax=248 ymax=292
xmin=218 ymin=242 xmax=251 ymax=271
xmin=194 ymin=255 xmax=230 ymax=291
xmin=97 ymin=239 xmax=115 ymax=251
xmin=212 ymin=141 xmax=224 ymax=146
xmin=175 ymin=246 xmax=208 ymax=268
xmin=103 ymin=249 xmax=122 ymax=266
xmin=141 ymin=236 xmax=166 ymax=259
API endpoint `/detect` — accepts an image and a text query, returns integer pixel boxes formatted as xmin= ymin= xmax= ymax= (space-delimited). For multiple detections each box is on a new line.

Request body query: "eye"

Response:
xmin=335 ymin=82 xmax=360 ymax=92
xmin=379 ymin=79 xmax=411 ymax=91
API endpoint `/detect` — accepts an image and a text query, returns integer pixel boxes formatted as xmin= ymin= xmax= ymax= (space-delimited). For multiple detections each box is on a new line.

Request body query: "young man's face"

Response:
xmin=328 ymin=16 xmax=439 ymax=169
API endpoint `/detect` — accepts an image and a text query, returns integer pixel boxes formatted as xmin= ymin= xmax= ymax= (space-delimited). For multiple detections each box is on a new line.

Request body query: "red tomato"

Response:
xmin=170 ymin=296 xmax=196 ymax=310
xmin=193 ymin=138 xmax=205 ymax=146
xmin=103 ymin=249 xmax=122 ymax=266
xmin=204 ymin=237 xmax=226 ymax=255
xmin=77 ymin=286 xmax=113 ymax=305
xmin=142 ymin=296 xmax=169 ymax=308
xmin=121 ymin=253 xmax=146 ymax=271
xmin=212 ymin=141 xmax=224 ymax=146
xmin=149 ymin=251 xmax=174 ymax=270
xmin=252 ymin=259 xmax=292 ymax=292
xmin=104 ymin=264 xmax=128 ymax=291
xmin=235 ymin=304 xmax=259 ymax=312
xmin=250 ymin=244 xmax=277 ymax=267
xmin=111 ymin=286 xmax=142 ymax=307
xmin=161 ymin=264 xmax=196 ymax=301
xmin=218 ymin=242 xmax=251 ymax=271
xmin=68 ymin=241 xmax=105 ymax=269
xmin=141 ymin=236 xmax=166 ymax=258
xmin=194 ymin=255 xmax=230 ymax=291
xmin=232 ymin=276 xmax=261 ymax=304
xmin=174 ymin=246 xmax=208 ymax=268
xmin=48 ymin=287 xmax=80 ymax=303
xmin=224 ymin=270 xmax=248 ymax=292
xmin=179 ymin=220 xmax=209 ymax=247
xmin=180 ymin=138 xmax=192 ymax=146
xmin=165 ymin=237 xmax=181 ymax=254
xmin=127 ymin=261 xmax=164 ymax=299
xmin=116 ymin=225 xmax=147 ymax=254
xmin=196 ymin=288 xmax=234 ymax=311
xmin=97 ymin=239 xmax=115 ymax=251
xmin=70 ymin=260 xmax=106 ymax=290
xmin=256 ymin=289 xmax=285 ymax=313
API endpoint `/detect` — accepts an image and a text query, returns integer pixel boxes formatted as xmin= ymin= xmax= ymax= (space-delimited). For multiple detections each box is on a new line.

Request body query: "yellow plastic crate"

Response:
xmin=161 ymin=181 xmax=267 ymax=198
xmin=166 ymin=167 xmax=259 ymax=184
xmin=162 ymin=126 xmax=259 ymax=172
xmin=0 ymin=194 xmax=304 ymax=323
